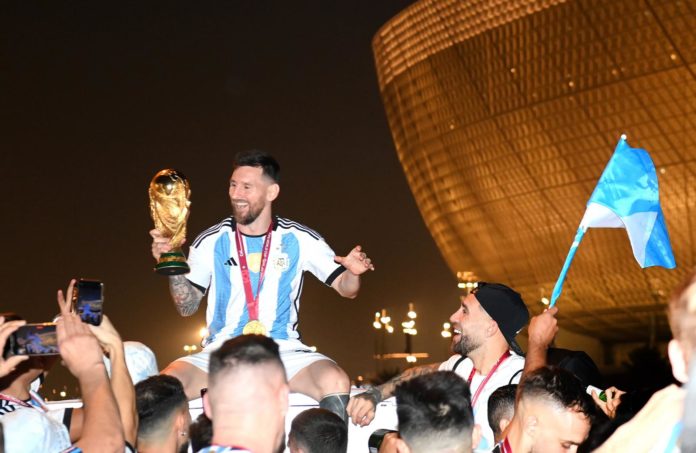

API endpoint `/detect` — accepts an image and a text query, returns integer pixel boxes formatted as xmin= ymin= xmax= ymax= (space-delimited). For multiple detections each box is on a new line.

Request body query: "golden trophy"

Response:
xmin=149 ymin=169 xmax=191 ymax=275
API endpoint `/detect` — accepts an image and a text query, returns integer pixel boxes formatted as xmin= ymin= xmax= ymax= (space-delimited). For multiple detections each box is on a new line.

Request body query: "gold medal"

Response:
xmin=242 ymin=320 xmax=268 ymax=336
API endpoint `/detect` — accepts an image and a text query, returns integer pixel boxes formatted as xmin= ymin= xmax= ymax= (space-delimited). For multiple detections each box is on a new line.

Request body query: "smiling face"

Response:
xmin=449 ymin=293 xmax=493 ymax=356
xmin=228 ymin=166 xmax=278 ymax=226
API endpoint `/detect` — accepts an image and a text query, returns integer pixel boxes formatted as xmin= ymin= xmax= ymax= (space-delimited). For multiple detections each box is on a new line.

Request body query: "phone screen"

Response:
xmin=10 ymin=324 xmax=59 ymax=356
xmin=73 ymin=280 xmax=104 ymax=326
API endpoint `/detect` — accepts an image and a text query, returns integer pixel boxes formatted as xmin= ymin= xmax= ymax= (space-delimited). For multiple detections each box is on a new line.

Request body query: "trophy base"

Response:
xmin=155 ymin=251 xmax=190 ymax=276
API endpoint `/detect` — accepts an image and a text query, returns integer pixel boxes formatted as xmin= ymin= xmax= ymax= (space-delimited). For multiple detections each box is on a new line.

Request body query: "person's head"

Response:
xmin=204 ymin=335 xmax=288 ymax=452
xmin=287 ymin=408 xmax=347 ymax=453
xmin=515 ymin=366 xmax=594 ymax=453
xmin=667 ymin=270 xmax=696 ymax=383
xmin=188 ymin=414 xmax=212 ymax=453
xmin=394 ymin=371 xmax=480 ymax=453
xmin=135 ymin=375 xmax=191 ymax=452
xmin=229 ymin=150 xmax=280 ymax=226
xmin=449 ymin=283 xmax=529 ymax=357
xmin=103 ymin=341 xmax=158 ymax=385
xmin=488 ymin=384 xmax=517 ymax=443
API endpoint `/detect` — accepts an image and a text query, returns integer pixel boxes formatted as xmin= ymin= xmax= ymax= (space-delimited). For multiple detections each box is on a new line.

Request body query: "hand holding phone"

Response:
xmin=72 ymin=279 xmax=104 ymax=326
xmin=0 ymin=317 xmax=29 ymax=374
xmin=4 ymin=323 xmax=60 ymax=358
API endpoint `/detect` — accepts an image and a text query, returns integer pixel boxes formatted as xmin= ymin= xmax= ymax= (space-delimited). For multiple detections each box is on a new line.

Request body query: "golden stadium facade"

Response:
xmin=373 ymin=0 xmax=696 ymax=344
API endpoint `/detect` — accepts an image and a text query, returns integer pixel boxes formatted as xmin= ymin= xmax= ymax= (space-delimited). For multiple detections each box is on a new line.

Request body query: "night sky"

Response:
xmin=2 ymin=1 xmax=461 ymax=394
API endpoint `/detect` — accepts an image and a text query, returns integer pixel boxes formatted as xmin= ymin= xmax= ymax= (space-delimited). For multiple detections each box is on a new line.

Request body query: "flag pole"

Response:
xmin=549 ymin=225 xmax=587 ymax=307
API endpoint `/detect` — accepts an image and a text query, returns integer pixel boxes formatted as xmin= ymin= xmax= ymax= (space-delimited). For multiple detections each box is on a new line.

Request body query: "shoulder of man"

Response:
xmin=191 ymin=216 xmax=235 ymax=248
xmin=439 ymin=354 xmax=472 ymax=373
xmin=4 ymin=406 xmax=71 ymax=452
xmin=275 ymin=216 xmax=325 ymax=241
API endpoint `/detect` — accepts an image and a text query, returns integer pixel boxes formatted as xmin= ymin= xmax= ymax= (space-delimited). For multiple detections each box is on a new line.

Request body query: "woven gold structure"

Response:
xmin=374 ymin=0 xmax=696 ymax=343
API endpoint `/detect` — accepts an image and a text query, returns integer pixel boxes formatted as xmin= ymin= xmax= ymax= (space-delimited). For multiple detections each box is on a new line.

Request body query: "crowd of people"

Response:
xmin=0 ymin=150 xmax=693 ymax=452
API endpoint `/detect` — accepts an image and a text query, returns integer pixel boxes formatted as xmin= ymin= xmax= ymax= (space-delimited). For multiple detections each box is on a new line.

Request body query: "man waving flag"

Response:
xmin=550 ymin=135 xmax=676 ymax=307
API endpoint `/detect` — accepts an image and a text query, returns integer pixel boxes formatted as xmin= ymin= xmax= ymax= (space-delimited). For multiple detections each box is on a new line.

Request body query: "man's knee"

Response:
xmin=316 ymin=363 xmax=350 ymax=394
xmin=161 ymin=361 xmax=208 ymax=400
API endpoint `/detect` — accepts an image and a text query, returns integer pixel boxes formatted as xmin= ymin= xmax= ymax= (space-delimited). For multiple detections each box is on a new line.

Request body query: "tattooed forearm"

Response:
xmin=376 ymin=362 xmax=440 ymax=399
xmin=168 ymin=275 xmax=203 ymax=316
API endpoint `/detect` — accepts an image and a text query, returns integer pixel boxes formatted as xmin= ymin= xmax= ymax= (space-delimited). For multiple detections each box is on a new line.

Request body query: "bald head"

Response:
xmin=204 ymin=335 xmax=289 ymax=452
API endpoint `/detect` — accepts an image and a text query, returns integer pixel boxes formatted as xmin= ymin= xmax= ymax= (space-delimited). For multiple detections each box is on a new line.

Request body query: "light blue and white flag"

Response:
xmin=550 ymin=136 xmax=675 ymax=307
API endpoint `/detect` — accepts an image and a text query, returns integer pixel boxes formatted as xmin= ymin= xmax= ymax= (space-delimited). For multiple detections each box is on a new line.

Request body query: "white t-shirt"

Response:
xmin=439 ymin=351 xmax=524 ymax=452
xmin=187 ymin=216 xmax=344 ymax=344
xmin=0 ymin=395 xmax=71 ymax=452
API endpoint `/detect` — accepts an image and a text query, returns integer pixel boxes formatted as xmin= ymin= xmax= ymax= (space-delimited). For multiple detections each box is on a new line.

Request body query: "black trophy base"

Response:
xmin=155 ymin=251 xmax=190 ymax=275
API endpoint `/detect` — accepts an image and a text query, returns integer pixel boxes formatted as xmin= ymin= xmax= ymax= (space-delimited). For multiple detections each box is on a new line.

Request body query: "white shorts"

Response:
xmin=176 ymin=337 xmax=334 ymax=380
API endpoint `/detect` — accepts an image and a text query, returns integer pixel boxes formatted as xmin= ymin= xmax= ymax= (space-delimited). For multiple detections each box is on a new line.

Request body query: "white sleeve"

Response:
xmin=301 ymin=234 xmax=344 ymax=286
xmin=186 ymin=239 xmax=213 ymax=289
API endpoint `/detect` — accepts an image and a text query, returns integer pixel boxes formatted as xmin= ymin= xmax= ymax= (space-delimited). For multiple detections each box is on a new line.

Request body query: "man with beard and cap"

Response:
xmin=150 ymin=150 xmax=374 ymax=421
xmin=348 ymin=282 xmax=529 ymax=452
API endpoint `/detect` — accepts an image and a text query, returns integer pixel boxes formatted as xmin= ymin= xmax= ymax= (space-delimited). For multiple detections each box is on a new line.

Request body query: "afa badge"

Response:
xmin=274 ymin=253 xmax=290 ymax=272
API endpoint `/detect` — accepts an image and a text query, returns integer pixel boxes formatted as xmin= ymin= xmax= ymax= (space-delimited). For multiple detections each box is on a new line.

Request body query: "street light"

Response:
xmin=441 ymin=322 xmax=452 ymax=338
xmin=407 ymin=302 xmax=417 ymax=319
xmin=183 ymin=344 xmax=198 ymax=355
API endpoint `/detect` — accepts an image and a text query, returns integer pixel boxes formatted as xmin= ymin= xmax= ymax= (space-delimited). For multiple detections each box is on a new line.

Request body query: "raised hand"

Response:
xmin=150 ymin=229 xmax=186 ymax=261
xmin=335 ymin=245 xmax=375 ymax=275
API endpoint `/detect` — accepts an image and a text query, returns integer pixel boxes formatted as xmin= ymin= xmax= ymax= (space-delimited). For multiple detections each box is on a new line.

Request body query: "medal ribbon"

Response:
xmin=234 ymin=222 xmax=273 ymax=322
xmin=467 ymin=350 xmax=511 ymax=408
xmin=0 ymin=393 xmax=33 ymax=409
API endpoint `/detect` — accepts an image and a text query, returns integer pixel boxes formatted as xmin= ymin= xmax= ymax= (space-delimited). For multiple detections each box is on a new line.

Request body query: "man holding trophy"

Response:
xmin=149 ymin=150 xmax=374 ymax=421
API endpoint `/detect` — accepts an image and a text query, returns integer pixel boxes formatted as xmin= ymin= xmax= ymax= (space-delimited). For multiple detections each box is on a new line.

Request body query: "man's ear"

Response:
xmin=524 ymin=414 xmax=538 ymax=439
xmin=266 ymin=183 xmax=280 ymax=202
xmin=174 ymin=408 xmax=189 ymax=432
xmin=472 ymin=424 xmax=482 ymax=450
xmin=487 ymin=320 xmax=499 ymax=338
xmin=499 ymin=417 xmax=511 ymax=436
xmin=203 ymin=391 xmax=212 ymax=419
xmin=668 ymin=339 xmax=689 ymax=383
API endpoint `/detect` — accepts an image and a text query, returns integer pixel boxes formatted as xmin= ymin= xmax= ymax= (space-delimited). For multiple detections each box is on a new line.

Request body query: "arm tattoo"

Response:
xmin=376 ymin=363 xmax=440 ymax=400
xmin=168 ymin=275 xmax=203 ymax=316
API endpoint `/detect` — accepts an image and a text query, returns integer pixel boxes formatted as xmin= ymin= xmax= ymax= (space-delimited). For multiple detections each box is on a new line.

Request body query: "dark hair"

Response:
xmin=233 ymin=150 xmax=280 ymax=182
xmin=487 ymin=384 xmax=517 ymax=440
xmin=519 ymin=366 xmax=596 ymax=421
xmin=209 ymin=334 xmax=284 ymax=384
xmin=135 ymin=375 xmax=188 ymax=439
xmin=289 ymin=408 xmax=347 ymax=453
xmin=395 ymin=371 xmax=475 ymax=450
xmin=189 ymin=413 xmax=213 ymax=453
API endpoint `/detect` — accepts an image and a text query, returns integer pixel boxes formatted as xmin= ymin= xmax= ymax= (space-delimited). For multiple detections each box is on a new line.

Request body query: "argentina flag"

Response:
xmin=550 ymin=135 xmax=675 ymax=307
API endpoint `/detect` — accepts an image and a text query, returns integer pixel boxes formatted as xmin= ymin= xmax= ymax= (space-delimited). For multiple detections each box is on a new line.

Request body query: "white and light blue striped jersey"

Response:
xmin=187 ymin=216 xmax=345 ymax=344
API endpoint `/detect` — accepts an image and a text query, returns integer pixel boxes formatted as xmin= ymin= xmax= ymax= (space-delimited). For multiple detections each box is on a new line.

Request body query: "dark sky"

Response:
xmin=2 ymin=1 xmax=460 ymax=393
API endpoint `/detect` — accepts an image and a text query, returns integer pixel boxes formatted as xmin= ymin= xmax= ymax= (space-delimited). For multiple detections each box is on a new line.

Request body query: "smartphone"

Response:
xmin=72 ymin=279 xmax=104 ymax=326
xmin=4 ymin=323 xmax=59 ymax=357
xmin=586 ymin=385 xmax=607 ymax=402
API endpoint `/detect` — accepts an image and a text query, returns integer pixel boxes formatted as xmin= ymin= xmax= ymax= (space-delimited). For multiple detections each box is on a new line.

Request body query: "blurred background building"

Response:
xmin=373 ymin=0 xmax=696 ymax=369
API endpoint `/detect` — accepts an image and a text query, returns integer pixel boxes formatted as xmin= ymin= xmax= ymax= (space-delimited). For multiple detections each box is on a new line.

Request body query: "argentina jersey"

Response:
xmin=186 ymin=216 xmax=345 ymax=343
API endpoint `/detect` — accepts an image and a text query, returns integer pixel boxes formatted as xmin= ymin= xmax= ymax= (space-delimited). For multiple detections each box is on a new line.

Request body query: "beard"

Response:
xmin=452 ymin=333 xmax=482 ymax=356
xmin=231 ymin=199 xmax=264 ymax=225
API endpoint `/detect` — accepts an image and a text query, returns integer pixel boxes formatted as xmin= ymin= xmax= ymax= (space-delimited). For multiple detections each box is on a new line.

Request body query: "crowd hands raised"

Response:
xmin=347 ymin=274 xmax=695 ymax=453
xmin=0 ymin=271 xmax=692 ymax=453
xmin=2 ymin=150 xmax=693 ymax=453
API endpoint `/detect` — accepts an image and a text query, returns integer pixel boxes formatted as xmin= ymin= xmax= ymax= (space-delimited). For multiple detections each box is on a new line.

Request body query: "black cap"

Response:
xmin=473 ymin=283 xmax=529 ymax=356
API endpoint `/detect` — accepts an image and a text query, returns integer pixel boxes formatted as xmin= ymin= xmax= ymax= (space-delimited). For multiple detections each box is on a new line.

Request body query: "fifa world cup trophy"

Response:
xmin=149 ymin=169 xmax=191 ymax=275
